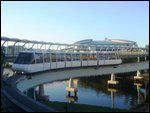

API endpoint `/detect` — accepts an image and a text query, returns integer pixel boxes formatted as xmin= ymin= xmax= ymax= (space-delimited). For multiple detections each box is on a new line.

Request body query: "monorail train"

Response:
xmin=12 ymin=50 xmax=122 ymax=74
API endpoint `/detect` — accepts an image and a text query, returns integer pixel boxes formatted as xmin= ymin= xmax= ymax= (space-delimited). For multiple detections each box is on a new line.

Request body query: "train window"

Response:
xmin=60 ymin=53 xmax=65 ymax=61
xmin=43 ymin=53 xmax=50 ymax=62
xmin=35 ymin=53 xmax=43 ymax=63
xmin=104 ymin=53 xmax=108 ymax=60
xmin=14 ymin=52 xmax=35 ymax=64
xmin=72 ymin=54 xmax=76 ymax=61
xmin=87 ymin=54 xmax=90 ymax=60
xmin=51 ymin=53 xmax=56 ymax=62
xmin=31 ymin=57 xmax=35 ymax=64
xmin=76 ymin=54 xmax=80 ymax=61
xmin=93 ymin=53 xmax=97 ymax=60
xmin=56 ymin=53 xmax=61 ymax=62
xmin=56 ymin=53 xmax=64 ymax=62
xmin=88 ymin=53 xmax=96 ymax=60
xmin=82 ymin=54 xmax=87 ymax=61
xmin=110 ymin=53 xmax=117 ymax=59
xmin=99 ymin=53 xmax=103 ymax=60
xmin=66 ymin=53 xmax=71 ymax=61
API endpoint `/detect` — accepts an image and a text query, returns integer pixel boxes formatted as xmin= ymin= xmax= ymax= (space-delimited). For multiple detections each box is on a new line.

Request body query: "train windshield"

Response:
xmin=14 ymin=52 xmax=35 ymax=64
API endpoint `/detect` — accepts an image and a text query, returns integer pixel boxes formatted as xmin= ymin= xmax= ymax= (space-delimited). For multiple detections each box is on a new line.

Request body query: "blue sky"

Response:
xmin=1 ymin=1 xmax=149 ymax=47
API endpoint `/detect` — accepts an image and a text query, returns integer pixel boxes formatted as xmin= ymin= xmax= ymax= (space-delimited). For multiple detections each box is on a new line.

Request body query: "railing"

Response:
xmin=117 ymin=50 xmax=148 ymax=55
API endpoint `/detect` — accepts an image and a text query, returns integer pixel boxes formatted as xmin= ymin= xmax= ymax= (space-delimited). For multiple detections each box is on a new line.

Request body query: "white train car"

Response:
xmin=12 ymin=50 xmax=122 ymax=74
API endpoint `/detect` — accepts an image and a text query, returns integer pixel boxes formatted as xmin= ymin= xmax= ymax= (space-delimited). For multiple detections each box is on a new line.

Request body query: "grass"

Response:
xmin=129 ymin=103 xmax=149 ymax=112
xmin=41 ymin=101 xmax=130 ymax=112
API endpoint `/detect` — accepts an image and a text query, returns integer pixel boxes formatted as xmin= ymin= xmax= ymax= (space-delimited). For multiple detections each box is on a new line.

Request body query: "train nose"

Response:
xmin=12 ymin=64 xmax=28 ymax=72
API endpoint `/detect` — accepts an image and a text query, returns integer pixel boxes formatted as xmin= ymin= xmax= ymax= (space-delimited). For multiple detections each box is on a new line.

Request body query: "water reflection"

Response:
xmin=66 ymin=95 xmax=78 ymax=103
xmin=107 ymin=88 xmax=117 ymax=108
xmin=134 ymin=82 xmax=143 ymax=104
xmin=26 ymin=73 xmax=149 ymax=110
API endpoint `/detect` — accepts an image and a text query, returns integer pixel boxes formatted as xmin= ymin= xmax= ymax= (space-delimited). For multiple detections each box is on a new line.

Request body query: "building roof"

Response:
xmin=74 ymin=38 xmax=137 ymax=47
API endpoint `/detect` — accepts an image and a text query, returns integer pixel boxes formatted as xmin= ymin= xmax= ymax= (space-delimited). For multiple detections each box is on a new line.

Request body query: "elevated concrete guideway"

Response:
xmin=3 ymin=61 xmax=149 ymax=112
xmin=17 ymin=61 xmax=149 ymax=92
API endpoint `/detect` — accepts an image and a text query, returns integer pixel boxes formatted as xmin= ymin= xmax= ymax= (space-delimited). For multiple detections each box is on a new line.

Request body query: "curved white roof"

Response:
xmin=75 ymin=38 xmax=137 ymax=47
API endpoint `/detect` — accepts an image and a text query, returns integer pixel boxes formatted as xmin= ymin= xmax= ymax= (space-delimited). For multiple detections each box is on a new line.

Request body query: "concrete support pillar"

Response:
xmin=111 ymin=73 xmax=115 ymax=81
xmin=137 ymin=70 xmax=141 ymax=77
xmin=27 ymin=88 xmax=36 ymax=100
xmin=38 ymin=84 xmax=49 ymax=101
xmin=107 ymin=73 xmax=118 ymax=86
xmin=134 ymin=70 xmax=143 ymax=81
xmin=68 ymin=78 xmax=74 ymax=88
xmin=66 ymin=78 xmax=78 ymax=97
xmin=39 ymin=84 xmax=44 ymax=96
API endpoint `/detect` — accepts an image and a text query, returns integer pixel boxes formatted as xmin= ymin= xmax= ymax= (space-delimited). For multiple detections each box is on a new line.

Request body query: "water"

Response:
xmin=34 ymin=74 xmax=149 ymax=110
